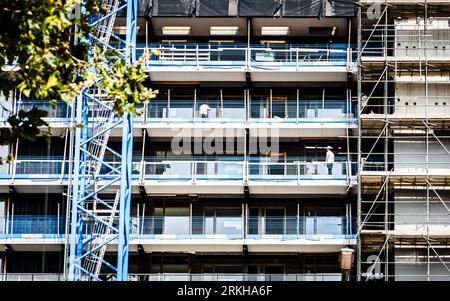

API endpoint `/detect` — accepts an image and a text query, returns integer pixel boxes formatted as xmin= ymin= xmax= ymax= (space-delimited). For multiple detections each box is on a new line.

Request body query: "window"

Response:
xmin=155 ymin=207 xmax=190 ymax=235
xmin=248 ymin=207 xmax=286 ymax=235
xmin=204 ymin=208 xmax=242 ymax=235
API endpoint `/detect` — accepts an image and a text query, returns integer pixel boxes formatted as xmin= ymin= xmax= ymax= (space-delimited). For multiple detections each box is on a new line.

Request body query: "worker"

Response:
xmin=361 ymin=93 xmax=370 ymax=114
xmin=325 ymin=146 xmax=335 ymax=175
xmin=199 ymin=103 xmax=211 ymax=118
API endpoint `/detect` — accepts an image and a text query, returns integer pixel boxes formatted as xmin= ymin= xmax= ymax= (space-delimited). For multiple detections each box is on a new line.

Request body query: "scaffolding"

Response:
xmin=66 ymin=0 xmax=137 ymax=281
xmin=357 ymin=0 xmax=450 ymax=280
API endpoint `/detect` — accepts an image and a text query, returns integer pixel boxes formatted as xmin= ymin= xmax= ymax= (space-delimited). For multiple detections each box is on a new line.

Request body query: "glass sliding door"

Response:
xmin=204 ymin=208 xmax=242 ymax=236
xmin=155 ymin=207 xmax=190 ymax=236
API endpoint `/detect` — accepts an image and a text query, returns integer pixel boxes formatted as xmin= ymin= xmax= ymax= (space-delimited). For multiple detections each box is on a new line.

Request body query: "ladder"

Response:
xmin=82 ymin=191 xmax=119 ymax=279
xmin=86 ymin=96 xmax=116 ymax=175
xmin=93 ymin=0 xmax=120 ymax=46
xmin=68 ymin=0 xmax=137 ymax=281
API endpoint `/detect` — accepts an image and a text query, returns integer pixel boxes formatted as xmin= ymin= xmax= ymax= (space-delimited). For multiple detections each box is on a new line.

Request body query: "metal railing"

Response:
xmin=1 ymin=215 xmax=355 ymax=239
xmin=16 ymin=100 xmax=71 ymax=119
xmin=0 ymin=274 xmax=66 ymax=281
xmin=0 ymin=273 xmax=342 ymax=281
xmin=0 ymin=159 xmax=70 ymax=180
xmin=0 ymin=215 xmax=65 ymax=237
xmin=144 ymin=98 xmax=355 ymax=123
xmin=7 ymin=98 xmax=356 ymax=125
xmin=142 ymin=160 xmax=356 ymax=183
xmin=141 ymin=43 xmax=354 ymax=68
xmin=125 ymin=273 xmax=342 ymax=281
xmin=0 ymin=159 xmax=356 ymax=183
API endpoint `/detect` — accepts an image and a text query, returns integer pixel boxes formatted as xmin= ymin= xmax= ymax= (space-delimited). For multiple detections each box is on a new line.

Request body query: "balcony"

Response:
xmin=0 ymin=215 xmax=65 ymax=251
xmin=0 ymin=92 xmax=358 ymax=144
xmin=0 ymin=100 xmax=73 ymax=136
xmin=0 ymin=158 xmax=356 ymax=195
xmin=142 ymin=43 xmax=355 ymax=82
xmin=2 ymin=97 xmax=357 ymax=138
xmin=144 ymin=98 xmax=356 ymax=138
xmin=142 ymin=160 xmax=356 ymax=195
xmin=0 ymin=215 xmax=356 ymax=252
xmin=0 ymin=273 xmax=342 ymax=281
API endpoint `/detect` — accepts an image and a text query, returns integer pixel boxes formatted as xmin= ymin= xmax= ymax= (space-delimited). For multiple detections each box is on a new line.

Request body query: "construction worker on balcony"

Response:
xmin=199 ymin=103 xmax=211 ymax=119
xmin=325 ymin=146 xmax=335 ymax=175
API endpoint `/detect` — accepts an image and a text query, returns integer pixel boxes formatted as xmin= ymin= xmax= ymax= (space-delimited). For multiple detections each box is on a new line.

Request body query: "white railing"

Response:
xmin=0 ymin=160 xmax=356 ymax=184
xmin=0 ymin=273 xmax=342 ymax=281
xmin=141 ymin=161 xmax=354 ymax=184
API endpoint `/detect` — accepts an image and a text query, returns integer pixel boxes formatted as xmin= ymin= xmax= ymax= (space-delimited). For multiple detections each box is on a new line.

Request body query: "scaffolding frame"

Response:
xmin=357 ymin=0 xmax=450 ymax=281
xmin=67 ymin=0 xmax=137 ymax=281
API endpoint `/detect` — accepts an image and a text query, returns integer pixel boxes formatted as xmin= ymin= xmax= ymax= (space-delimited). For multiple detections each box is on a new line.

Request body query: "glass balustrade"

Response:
xmin=0 ymin=273 xmax=342 ymax=281
xmin=5 ymin=98 xmax=356 ymax=124
xmin=16 ymin=100 xmax=70 ymax=119
xmin=247 ymin=161 xmax=350 ymax=180
xmin=0 ymin=158 xmax=356 ymax=181
xmin=142 ymin=43 xmax=353 ymax=67
xmin=0 ymin=216 xmax=65 ymax=238
xmin=249 ymin=99 xmax=354 ymax=123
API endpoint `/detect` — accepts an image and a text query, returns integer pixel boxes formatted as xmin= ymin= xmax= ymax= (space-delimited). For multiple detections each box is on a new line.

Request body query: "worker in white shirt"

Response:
xmin=199 ymin=103 xmax=211 ymax=118
xmin=325 ymin=146 xmax=335 ymax=175
xmin=361 ymin=93 xmax=369 ymax=114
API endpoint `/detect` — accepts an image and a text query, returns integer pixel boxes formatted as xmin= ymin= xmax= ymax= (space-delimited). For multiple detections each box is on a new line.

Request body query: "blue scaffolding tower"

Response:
xmin=67 ymin=0 xmax=137 ymax=281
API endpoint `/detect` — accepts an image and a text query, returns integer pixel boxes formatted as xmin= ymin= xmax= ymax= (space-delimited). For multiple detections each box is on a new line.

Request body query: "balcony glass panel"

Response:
xmin=249 ymin=99 xmax=354 ymax=122
xmin=13 ymin=159 xmax=68 ymax=178
xmin=147 ymin=99 xmax=246 ymax=122
xmin=304 ymin=216 xmax=345 ymax=236
xmin=247 ymin=161 xmax=347 ymax=180
xmin=195 ymin=161 xmax=243 ymax=180
xmin=144 ymin=161 xmax=192 ymax=180
xmin=0 ymin=216 xmax=65 ymax=237
xmin=17 ymin=100 xmax=70 ymax=119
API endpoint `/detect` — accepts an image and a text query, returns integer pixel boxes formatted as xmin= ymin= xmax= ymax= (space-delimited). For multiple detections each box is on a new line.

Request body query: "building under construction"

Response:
xmin=358 ymin=0 xmax=450 ymax=280
xmin=0 ymin=0 xmax=448 ymax=281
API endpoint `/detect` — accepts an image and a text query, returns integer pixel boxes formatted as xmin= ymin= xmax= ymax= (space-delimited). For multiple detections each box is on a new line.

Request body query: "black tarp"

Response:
xmin=197 ymin=0 xmax=233 ymax=16
xmin=283 ymin=0 xmax=323 ymax=17
xmin=151 ymin=0 xmax=196 ymax=16
xmin=138 ymin=0 xmax=152 ymax=16
xmin=148 ymin=0 xmax=355 ymax=18
xmin=328 ymin=0 xmax=355 ymax=17
xmin=238 ymin=0 xmax=281 ymax=17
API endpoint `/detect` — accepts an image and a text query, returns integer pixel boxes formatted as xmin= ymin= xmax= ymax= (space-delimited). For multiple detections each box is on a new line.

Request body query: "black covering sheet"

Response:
xmin=329 ymin=0 xmax=355 ymax=17
xmin=151 ymin=0 xmax=196 ymax=16
xmin=138 ymin=0 xmax=152 ymax=16
xmin=148 ymin=0 xmax=355 ymax=17
xmin=238 ymin=0 xmax=281 ymax=17
xmin=283 ymin=0 xmax=323 ymax=17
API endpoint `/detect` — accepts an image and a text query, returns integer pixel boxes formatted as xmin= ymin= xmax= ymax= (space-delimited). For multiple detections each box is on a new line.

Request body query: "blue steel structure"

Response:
xmin=68 ymin=0 xmax=136 ymax=281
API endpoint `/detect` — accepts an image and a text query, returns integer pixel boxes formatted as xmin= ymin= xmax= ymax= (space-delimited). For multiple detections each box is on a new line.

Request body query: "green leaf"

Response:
xmin=46 ymin=72 xmax=58 ymax=89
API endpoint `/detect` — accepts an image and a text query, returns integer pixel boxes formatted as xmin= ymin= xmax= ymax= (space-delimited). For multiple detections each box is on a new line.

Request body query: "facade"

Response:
xmin=359 ymin=0 xmax=450 ymax=281
xmin=0 ymin=0 xmax=448 ymax=281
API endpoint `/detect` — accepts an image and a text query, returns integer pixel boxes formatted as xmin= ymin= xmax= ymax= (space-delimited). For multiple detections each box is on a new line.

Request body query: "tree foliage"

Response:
xmin=0 ymin=0 xmax=158 ymax=163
